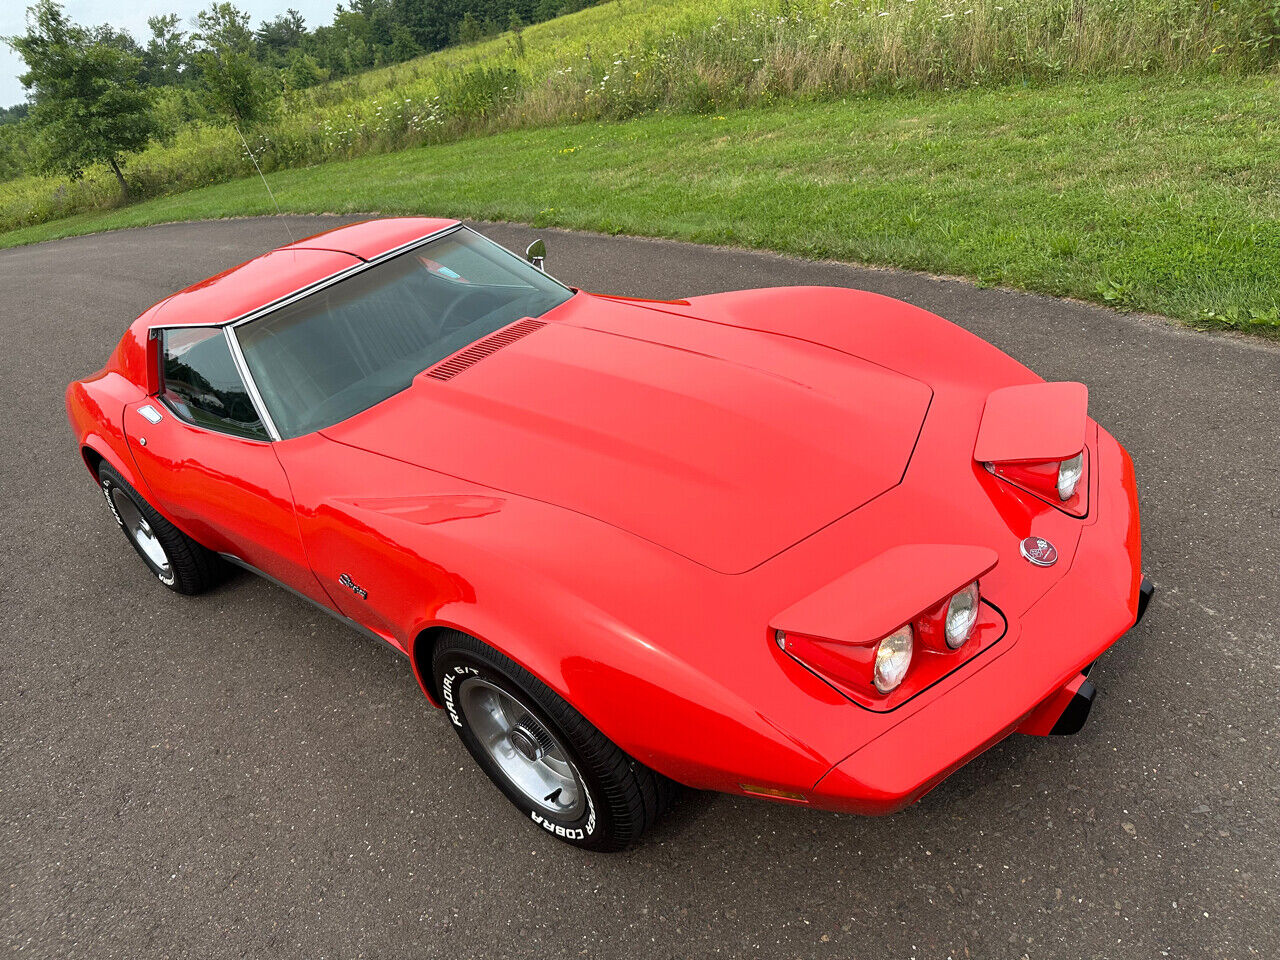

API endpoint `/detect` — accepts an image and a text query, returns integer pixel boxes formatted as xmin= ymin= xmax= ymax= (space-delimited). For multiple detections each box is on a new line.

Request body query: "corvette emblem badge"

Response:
xmin=338 ymin=573 xmax=368 ymax=599
xmin=1019 ymin=536 xmax=1059 ymax=567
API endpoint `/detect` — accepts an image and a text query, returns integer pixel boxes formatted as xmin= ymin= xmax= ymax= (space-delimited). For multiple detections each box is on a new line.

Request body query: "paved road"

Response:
xmin=2 ymin=218 xmax=1277 ymax=959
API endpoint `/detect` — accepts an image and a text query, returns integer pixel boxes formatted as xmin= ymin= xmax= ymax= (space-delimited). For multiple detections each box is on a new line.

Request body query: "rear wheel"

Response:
xmin=97 ymin=463 xmax=227 ymax=595
xmin=432 ymin=630 xmax=675 ymax=851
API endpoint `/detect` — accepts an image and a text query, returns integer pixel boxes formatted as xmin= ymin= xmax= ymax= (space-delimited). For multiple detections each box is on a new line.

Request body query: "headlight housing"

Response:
xmin=1057 ymin=452 xmax=1084 ymax=501
xmin=983 ymin=446 xmax=1089 ymax=516
xmin=771 ymin=544 xmax=1000 ymax=709
xmin=873 ymin=625 xmax=913 ymax=693
xmin=944 ymin=581 xmax=980 ymax=649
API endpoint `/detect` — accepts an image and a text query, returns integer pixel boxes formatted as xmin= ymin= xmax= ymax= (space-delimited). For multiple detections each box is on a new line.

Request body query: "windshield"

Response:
xmin=235 ymin=228 xmax=573 ymax=438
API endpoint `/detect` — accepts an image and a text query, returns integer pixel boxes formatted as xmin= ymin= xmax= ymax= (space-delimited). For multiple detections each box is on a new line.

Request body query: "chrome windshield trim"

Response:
xmin=227 ymin=223 xmax=472 ymax=331
xmin=223 ymin=325 xmax=282 ymax=441
xmin=471 ymin=226 xmax=574 ymax=293
xmin=147 ymin=223 xmax=574 ymax=441
xmin=148 ymin=325 xmax=275 ymax=444
xmin=227 ymin=224 xmax=575 ymax=440
xmin=143 ymin=222 xmax=464 ymax=333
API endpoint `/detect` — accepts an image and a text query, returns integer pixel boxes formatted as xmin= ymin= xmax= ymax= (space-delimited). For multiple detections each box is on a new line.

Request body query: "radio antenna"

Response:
xmin=234 ymin=121 xmax=294 ymax=244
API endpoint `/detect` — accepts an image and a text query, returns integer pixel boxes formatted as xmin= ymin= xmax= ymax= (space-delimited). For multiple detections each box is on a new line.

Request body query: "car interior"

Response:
xmin=235 ymin=233 xmax=572 ymax=438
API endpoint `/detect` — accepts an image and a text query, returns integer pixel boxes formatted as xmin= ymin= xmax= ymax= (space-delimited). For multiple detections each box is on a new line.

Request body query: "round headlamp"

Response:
xmin=873 ymin=625 xmax=913 ymax=693
xmin=1057 ymin=452 xmax=1083 ymax=501
xmin=944 ymin=581 xmax=980 ymax=649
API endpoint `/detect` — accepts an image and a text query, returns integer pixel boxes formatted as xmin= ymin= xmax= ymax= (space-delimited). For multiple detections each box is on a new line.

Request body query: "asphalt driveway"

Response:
xmin=1 ymin=217 xmax=1277 ymax=959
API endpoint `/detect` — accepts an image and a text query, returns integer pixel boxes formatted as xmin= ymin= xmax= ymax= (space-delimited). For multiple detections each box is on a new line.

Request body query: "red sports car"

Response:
xmin=67 ymin=218 xmax=1151 ymax=850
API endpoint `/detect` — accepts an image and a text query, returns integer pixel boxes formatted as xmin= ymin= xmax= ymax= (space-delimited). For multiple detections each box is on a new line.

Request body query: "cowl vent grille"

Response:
xmin=423 ymin=318 xmax=546 ymax=382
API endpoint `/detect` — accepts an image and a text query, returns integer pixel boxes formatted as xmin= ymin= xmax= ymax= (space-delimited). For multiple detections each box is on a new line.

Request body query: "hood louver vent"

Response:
xmin=424 ymin=318 xmax=546 ymax=382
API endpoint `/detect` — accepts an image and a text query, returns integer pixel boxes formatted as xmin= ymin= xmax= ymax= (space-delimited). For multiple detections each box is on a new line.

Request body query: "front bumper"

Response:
xmin=1020 ymin=573 xmax=1152 ymax=737
xmin=806 ymin=444 xmax=1145 ymax=815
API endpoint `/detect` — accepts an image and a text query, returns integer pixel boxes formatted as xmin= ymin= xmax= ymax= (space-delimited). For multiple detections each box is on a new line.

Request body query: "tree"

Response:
xmin=387 ymin=23 xmax=420 ymax=61
xmin=5 ymin=1 xmax=157 ymax=199
xmin=352 ymin=0 xmax=396 ymax=50
xmin=508 ymin=11 xmax=526 ymax=58
xmin=283 ymin=48 xmax=326 ymax=92
xmin=0 ymin=123 xmax=33 ymax=179
xmin=331 ymin=6 xmax=374 ymax=70
xmin=92 ymin=25 xmax=144 ymax=60
xmin=457 ymin=11 xmax=483 ymax=45
xmin=143 ymin=14 xmax=194 ymax=86
xmin=534 ymin=0 xmax=565 ymax=20
xmin=193 ymin=3 xmax=276 ymax=124
xmin=343 ymin=34 xmax=372 ymax=72
xmin=195 ymin=3 xmax=254 ymax=51
xmin=391 ymin=0 xmax=452 ymax=53
xmin=255 ymin=9 xmax=306 ymax=67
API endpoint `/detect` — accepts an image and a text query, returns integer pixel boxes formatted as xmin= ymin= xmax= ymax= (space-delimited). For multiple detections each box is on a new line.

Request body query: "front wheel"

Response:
xmin=432 ymin=631 xmax=675 ymax=851
xmin=97 ymin=462 xmax=227 ymax=595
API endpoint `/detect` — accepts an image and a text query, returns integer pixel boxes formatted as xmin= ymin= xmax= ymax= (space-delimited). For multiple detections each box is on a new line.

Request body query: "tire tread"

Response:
xmin=432 ymin=629 xmax=675 ymax=850
xmin=98 ymin=463 xmax=228 ymax=595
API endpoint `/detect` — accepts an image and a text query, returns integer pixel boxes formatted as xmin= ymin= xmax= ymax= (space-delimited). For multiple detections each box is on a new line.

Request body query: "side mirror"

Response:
xmin=525 ymin=238 xmax=546 ymax=272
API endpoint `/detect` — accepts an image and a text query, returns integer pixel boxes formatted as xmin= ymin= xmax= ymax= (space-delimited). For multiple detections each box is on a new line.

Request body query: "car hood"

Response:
xmin=321 ymin=293 xmax=932 ymax=573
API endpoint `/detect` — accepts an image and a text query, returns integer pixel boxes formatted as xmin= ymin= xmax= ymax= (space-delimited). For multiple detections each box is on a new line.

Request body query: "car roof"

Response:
xmin=281 ymin=217 xmax=460 ymax=260
xmin=138 ymin=217 xmax=460 ymax=330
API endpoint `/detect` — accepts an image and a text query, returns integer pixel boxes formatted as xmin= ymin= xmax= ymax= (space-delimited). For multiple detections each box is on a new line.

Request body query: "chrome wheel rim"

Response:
xmin=457 ymin=677 xmax=586 ymax=819
xmin=107 ymin=486 xmax=174 ymax=584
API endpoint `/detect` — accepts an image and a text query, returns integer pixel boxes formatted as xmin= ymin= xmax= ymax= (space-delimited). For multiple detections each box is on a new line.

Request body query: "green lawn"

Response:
xmin=5 ymin=75 xmax=1278 ymax=333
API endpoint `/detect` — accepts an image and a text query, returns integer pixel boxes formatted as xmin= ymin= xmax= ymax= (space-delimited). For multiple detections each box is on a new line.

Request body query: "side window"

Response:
xmin=159 ymin=328 xmax=269 ymax=440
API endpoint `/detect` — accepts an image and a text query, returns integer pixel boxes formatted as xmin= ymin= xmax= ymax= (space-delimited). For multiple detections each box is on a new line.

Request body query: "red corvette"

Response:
xmin=67 ymin=218 xmax=1151 ymax=850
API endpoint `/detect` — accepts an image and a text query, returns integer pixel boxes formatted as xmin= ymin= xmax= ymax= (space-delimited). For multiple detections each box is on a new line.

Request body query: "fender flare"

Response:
xmin=79 ymin=432 xmax=146 ymax=491
xmin=66 ymin=376 xmax=151 ymax=494
xmin=403 ymin=601 xmax=830 ymax=793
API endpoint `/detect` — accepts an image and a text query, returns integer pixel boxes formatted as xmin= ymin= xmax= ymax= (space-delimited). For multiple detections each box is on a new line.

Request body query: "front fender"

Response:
xmin=277 ymin=434 xmax=839 ymax=793
xmin=395 ymin=500 xmax=836 ymax=793
xmin=677 ymin=286 xmax=1037 ymax=388
xmin=66 ymin=373 xmax=149 ymax=492
xmin=409 ymin=581 xmax=827 ymax=791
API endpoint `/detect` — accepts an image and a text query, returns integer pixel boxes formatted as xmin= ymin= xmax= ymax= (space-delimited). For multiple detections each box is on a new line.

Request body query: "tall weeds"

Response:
xmin=2 ymin=0 xmax=1276 ymax=233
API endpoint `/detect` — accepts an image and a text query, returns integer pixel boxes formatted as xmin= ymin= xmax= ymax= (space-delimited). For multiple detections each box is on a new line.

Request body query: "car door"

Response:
xmin=123 ymin=325 xmax=336 ymax=609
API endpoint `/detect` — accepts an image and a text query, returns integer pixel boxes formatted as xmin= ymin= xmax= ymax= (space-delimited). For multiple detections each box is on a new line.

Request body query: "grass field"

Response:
xmin=3 ymin=0 xmax=1278 ymax=333
xmin=6 ymin=75 xmax=1277 ymax=333
xmin=2 ymin=0 xmax=1277 ymax=232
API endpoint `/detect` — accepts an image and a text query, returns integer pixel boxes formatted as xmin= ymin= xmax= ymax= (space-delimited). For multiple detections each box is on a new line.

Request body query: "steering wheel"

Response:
xmin=432 ymin=284 xmax=472 ymax=334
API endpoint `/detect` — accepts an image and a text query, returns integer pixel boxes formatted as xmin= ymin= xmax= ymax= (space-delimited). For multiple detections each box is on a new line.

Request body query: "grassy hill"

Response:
xmin=3 ymin=0 xmax=1274 ymax=230
xmin=2 ymin=0 xmax=1278 ymax=333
